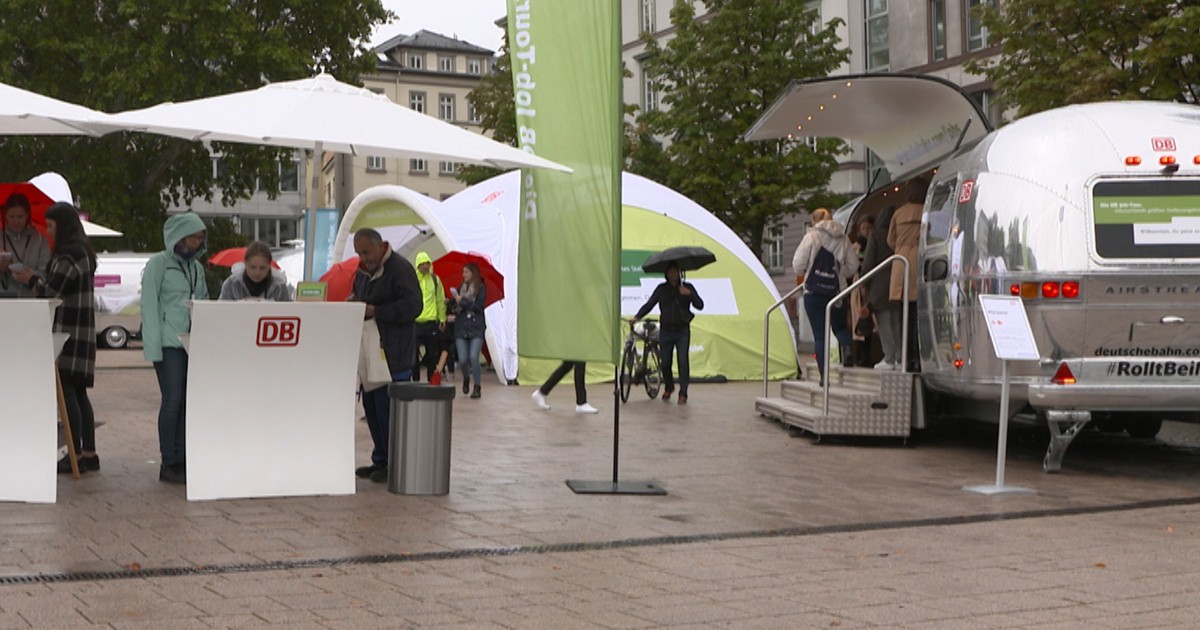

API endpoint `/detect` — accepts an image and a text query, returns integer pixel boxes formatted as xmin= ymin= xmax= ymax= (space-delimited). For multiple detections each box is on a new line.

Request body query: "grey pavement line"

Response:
xmin=4 ymin=493 xmax=1200 ymax=585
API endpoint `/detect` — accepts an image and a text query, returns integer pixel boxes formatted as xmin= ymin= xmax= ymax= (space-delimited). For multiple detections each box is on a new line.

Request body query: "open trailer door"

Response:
xmin=745 ymin=74 xmax=994 ymax=182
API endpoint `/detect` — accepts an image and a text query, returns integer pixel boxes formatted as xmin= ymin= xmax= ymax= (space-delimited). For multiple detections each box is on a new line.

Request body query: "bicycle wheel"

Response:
xmin=643 ymin=342 xmax=662 ymax=399
xmin=619 ymin=343 xmax=635 ymax=403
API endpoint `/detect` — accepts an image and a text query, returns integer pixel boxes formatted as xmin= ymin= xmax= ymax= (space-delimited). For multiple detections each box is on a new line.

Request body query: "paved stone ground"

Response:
xmin=1 ymin=349 xmax=1198 ymax=628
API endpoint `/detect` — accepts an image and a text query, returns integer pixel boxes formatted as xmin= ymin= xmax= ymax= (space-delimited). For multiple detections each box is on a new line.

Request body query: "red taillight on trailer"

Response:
xmin=1061 ymin=281 xmax=1080 ymax=299
xmin=1041 ymin=282 xmax=1060 ymax=298
xmin=1051 ymin=363 xmax=1076 ymax=385
xmin=1125 ymin=156 xmax=1142 ymax=166
xmin=1160 ymin=155 xmax=1177 ymax=166
xmin=1009 ymin=284 xmax=1021 ymax=296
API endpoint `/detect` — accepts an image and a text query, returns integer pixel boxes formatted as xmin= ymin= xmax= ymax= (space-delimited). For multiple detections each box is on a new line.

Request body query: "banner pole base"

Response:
xmin=962 ymin=484 xmax=1036 ymax=496
xmin=566 ymin=480 xmax=667 ymax=495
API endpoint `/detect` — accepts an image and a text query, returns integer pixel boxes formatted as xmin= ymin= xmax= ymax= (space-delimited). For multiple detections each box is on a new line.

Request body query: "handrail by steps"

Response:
xmin=762 ymin=283 xmax=808 ymax=396
xmin=822 ymin=254 xmax=909 ymax=416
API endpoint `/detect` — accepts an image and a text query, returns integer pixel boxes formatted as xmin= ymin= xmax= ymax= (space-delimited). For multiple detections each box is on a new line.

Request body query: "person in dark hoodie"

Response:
xmin=861 ymin=205 xmax=901 ymax=370
xmin=632 ymin=262 xmax=705 ymax=404
xmin=11 ymin=203 xmax=99 ymax=473
xmin=218 ymin=241 xmax=293 ymax=301
xmin=141 ymin=212 xmax=208 ymax=484
xmin=351 ymin=228 xmax=423 ymax=483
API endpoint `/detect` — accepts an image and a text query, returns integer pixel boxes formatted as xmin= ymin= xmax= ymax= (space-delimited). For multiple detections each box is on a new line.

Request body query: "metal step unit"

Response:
xmin=756 ymin=363 xmax=919 ymax=440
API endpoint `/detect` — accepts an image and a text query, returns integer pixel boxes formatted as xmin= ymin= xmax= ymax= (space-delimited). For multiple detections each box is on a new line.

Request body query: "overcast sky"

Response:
xmin=373 ymin=0 xmax=509 ymax=53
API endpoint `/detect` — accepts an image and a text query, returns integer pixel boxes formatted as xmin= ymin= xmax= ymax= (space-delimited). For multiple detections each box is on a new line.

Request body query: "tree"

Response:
xmin=965 ymin=0 xmax=1200 ymax=118
xmin=0 ymin=1 xmax=391 ymax=251
xmin=632 ymin=0 xmax=851 ymax=258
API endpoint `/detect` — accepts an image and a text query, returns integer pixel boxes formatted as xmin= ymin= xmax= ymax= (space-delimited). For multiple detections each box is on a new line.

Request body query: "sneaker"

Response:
xmin=80 ymin=455 xmax=100 ymax=472
xmin=532 ymin=390 xmax=550 ymax=410
xmin=369 ymin=467 xmax=388 ymax=483
xmin=575 ymin=403 xmax=599 ymax=414
xmin=662 ymin=390 xmax=672 ymax=402
xmin=874 ymin=360 xmax=894 ymax=371
xmin=159 ymin=463 xmax=186 ymax=485
xmin=678 ymin=394 xmax=688 ymax=405
xmin=355 ymin=464 xmax=382 ymax=478
xmin=430 ymin=372 xmax=443 ymax=386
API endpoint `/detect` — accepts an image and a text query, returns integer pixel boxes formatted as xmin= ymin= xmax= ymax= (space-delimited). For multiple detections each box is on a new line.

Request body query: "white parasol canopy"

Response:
xmin=0 ymin=81 xmax=112 ymax=136
xmin=106 ymin=73 xmax=570 ymax=172
xmin=27 ymin=172 xmax=123 ymax=237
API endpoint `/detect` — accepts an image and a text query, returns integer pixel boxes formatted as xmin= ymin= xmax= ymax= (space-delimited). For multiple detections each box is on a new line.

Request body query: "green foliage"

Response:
xmin=631 ymin=0 xmax=851 ymax=257
xmin=965 ymin=0 xmax=1200 ymax=118
xmin=0 ymin=0 xmax=392 ymax=251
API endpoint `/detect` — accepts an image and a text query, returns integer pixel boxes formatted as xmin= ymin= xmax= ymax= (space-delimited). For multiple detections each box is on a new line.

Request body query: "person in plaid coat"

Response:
xmin=11 ymin=203 xmax=99 ymax=473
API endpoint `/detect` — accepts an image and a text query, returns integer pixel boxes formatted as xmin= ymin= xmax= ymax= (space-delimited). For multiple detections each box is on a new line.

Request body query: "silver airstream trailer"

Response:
xmin=748 ymin=74 xmax=1200 ymax=470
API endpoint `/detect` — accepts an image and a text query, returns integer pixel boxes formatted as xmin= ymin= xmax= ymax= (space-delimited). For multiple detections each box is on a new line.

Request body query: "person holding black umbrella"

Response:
xmin=632 ymin=261 xmax=705 ymax=405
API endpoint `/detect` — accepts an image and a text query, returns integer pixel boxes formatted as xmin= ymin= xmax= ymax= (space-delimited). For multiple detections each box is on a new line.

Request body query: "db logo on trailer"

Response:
xmin=257 ymin=317 xmax=300 ymax=347
xmin=1151 ymin=137 xmax=1176 ymax=152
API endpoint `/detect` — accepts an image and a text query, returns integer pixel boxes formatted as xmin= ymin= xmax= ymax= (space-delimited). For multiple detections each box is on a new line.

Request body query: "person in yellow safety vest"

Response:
xmin=413 ymin=251 xmax=448 ymax=385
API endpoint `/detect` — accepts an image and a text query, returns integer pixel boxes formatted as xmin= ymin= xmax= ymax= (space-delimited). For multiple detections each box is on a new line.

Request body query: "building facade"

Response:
xmin=323 ymin=30 xmax=494 ymax=210
xmin=621 ymin=0 xmax=1001 ymax=300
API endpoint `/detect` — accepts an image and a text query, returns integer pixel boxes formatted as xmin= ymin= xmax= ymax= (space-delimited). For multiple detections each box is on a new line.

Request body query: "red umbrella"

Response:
xmin=319 ymin=256 xmax=361 ymax=302
xmin=0 ymin=182 xmax=54 ymax=237
xmin=433 ymin=251 xmax=504 ymax=307
xmin=208 ymin=246 xmax=281 ymax=269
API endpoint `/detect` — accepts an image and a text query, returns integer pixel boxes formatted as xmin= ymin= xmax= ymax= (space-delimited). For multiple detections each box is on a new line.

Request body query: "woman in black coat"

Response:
xmin=860 ymin=205 xmax=900 ymax=370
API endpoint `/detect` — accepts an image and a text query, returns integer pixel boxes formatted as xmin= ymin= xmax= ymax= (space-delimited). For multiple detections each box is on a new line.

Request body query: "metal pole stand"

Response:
xmin=964 ymin=360 xmax=1036 ymax=496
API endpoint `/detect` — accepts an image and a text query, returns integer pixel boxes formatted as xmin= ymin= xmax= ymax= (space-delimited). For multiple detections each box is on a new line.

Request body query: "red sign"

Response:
xmin=1151 ymin=137 xmax=1176 ymax=152
xmin=958 ymin=180 xmax=975 ymax=204
xmin=257 ymin=317 xmax=300 ymax=347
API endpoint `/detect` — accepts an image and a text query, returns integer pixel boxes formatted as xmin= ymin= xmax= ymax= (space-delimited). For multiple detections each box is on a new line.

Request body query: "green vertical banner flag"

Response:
xmin=507 ymin=0 xmax=622 ymax=363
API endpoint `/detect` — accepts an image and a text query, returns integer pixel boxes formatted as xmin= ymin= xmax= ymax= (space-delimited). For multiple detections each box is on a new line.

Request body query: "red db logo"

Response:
xmin=1151 ymin=137 xmax=1176 ymax=152
xmin=958 ymin=180 xmax=975 ymax=204
xmin=257 ymin=317 xmax=300 ymax=347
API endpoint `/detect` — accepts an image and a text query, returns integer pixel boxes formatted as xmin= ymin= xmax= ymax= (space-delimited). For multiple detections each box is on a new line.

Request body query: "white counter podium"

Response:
xmin=0 ymin=300 xmax=59 ymax=503
xmin=185 ymin=301 xmax=365 ymax=501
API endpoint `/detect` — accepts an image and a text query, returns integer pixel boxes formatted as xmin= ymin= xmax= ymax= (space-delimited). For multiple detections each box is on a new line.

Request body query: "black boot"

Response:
xmin=462 ymin=372 xmax=471 ymax=395
xmin=470 ymin=385 xmax=481 ymax=399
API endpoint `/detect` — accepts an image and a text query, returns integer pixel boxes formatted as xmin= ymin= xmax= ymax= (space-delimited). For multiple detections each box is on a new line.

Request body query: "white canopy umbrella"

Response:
xmin=106 ymin=73 xmax=571 ymax=279
xmin=0 ymin=81 xmax=111 ymax=136
xmin=27 ymin=172 xmax=124 ymax=237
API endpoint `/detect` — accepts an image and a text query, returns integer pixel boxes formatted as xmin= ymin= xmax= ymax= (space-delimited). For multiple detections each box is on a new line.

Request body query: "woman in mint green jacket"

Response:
xmin=140 ymin=212 xmax=208 ymax=485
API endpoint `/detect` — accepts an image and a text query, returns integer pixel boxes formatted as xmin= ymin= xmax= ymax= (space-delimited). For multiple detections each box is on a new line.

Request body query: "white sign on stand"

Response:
xmin=185 ymin=301 xmax=365 ymax=501
xmin=0 ymin=300 xmax=59 ymax=504
xmin=965 ymin=295 xmax=1039 ymax=496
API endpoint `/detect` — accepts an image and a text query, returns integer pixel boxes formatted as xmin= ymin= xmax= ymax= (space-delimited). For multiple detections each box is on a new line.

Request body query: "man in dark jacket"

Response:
xmin=351 ymin=228 xmax=422 ymax=483
xmin=632 ymin=263 xmax=704 ymax=404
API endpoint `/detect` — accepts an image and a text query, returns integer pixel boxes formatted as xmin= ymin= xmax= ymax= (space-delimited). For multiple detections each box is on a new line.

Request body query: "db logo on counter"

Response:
xmin=257 ymin=317 xmax=300 ymax=347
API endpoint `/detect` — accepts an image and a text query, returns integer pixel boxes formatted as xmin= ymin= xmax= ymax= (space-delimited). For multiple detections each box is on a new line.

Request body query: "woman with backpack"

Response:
xmin=793 ymin=208 xmax=859 ymax=384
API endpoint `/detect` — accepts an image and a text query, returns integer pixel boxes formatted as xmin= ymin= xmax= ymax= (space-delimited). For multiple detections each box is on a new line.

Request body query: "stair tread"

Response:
xmin=781 ymin=381 xmax=880 ymax=399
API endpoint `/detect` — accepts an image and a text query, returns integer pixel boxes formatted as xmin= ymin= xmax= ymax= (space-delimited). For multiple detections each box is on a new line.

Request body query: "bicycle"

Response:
xmin=619 ymin=317 xmax=663 ymax=402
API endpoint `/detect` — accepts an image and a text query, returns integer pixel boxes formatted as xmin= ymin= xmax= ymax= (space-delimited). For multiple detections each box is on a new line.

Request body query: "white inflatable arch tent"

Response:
xmin=332 ymin=174 xmax=797 ymax=384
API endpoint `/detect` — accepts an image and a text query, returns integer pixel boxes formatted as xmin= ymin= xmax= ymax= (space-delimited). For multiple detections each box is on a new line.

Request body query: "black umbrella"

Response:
xmin=641 ymin=246 xmax=716 ymax=273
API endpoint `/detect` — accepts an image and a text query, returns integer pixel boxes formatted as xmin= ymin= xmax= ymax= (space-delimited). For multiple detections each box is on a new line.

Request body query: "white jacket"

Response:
xmin=792 ymin=220 xmax=860 ymax=293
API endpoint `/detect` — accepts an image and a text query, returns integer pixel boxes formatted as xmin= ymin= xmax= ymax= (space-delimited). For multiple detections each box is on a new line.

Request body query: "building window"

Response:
xmin=366 ymin=156 xmax=385 ymax=172
xmin=438 ymin=94 xmax=455 ymax=121
xmin=763 ymin=226 xmax=784 ymax=271
xmin=965 ymin=0 xmax=994 ymax=52
xmin=439 ymin=56 xmax=454 ymax=72
xmin=468 ymin=102 xmax=481 ymax=123
xmin=640 ymin=0 xmax=656 ymax=33
xmin=439 ymin=161 xmax=458 ymax=175
xmin=408 ymin=53 xmax=424 ymax=69
xmin=804 ymin=0 xmax=821 ymax=37
xmin=642 ymin=69 xmax=658 ymax=112
xmin=929 ymin=0 xmax=946 ymax=61
xmin=467 ymin=58 xmax=483 ymax=75
xmin=865 ymin=0 xmax=889 ymax=73
xmin=280 ymin=159 xmax=299 ymax=192
xmin=410 ymin=159 xmax=428 ymax=173
xmin=409 ymin=91 xmax=426 ymax=114
xmin=970 ymin=89 xmax=1002 ymax=127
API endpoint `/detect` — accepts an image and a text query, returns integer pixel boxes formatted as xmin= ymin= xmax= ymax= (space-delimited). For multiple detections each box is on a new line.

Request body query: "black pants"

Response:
xmin=658 ymin=327 xmax=691 ymax=396
xmin=413 ymin=321 xmax=443 ymax=381
xmin=539 ymin=361 xmax=587 ymax=405
xmin=60 ymin=374 xmax=95 ymax=454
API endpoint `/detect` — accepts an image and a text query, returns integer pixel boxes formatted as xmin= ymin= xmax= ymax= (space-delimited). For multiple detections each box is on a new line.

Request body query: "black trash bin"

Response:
xmin=387 ymin=382 xmax=455 ymax=495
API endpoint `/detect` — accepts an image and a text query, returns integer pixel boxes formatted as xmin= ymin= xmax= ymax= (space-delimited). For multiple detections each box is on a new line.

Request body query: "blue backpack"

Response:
xmin=805 ymin=246 xmax=841 ymax=296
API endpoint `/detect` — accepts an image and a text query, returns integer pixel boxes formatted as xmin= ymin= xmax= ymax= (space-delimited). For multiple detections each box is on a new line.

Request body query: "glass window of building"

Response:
xmin=439 ymin=161 xmax=458 ymax=175
xmin=763 ymin=226 xmax=785 ymax=271
xmin=930 ymin=0 xmax=947 ymax=61
xmin=642 ymin=70 xmax=658 ymax=112
xmin=467 ymin=58 xmax=483 ymax=75
xmin=965 ymin=0 xmax=994 ymax=51
xmin=408 ymin=53 xmax=424 ymax=69
xmin=410 ymin=159 xmax=428 ymax=173
xmin=468 ymin=102 xmax=481 ymax=123
xmin=367 ymin=156 xmax=385 ymax=171
xmin=439 ymin=94 xmax=455 ymax=120
xmin=409 ymin=91 xmax=426 ymax=114
xmin=866 ymin=0 xmax=889 ymax=73
xmin=280 ymin=159 xmax=299 ymax=192
xmin=804 ymin=0 xmax=821 ymax=37
xmin=970 ymin=89 xmax=1002 ymax=127
xmin=640 ymin=0 xmax=656 ymax=33
xmin=439 ymin=56 xmax=454 ymax=72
